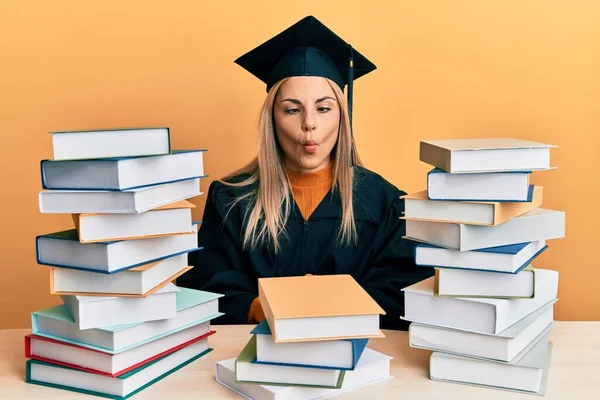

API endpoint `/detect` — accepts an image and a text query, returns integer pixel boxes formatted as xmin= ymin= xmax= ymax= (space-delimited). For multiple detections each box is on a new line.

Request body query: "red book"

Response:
xmin=25 ymin=324 xmax=215 ymax=378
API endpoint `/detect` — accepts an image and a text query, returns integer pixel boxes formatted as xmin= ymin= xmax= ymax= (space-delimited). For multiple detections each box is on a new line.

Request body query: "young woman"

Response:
xmin=177 ymin=16 xmax=434 ymax=330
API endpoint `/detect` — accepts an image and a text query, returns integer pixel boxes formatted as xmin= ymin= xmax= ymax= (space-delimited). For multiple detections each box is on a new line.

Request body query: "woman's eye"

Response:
xmin=285 ymin=108 xmax=301 ymax=115
xmin=317 ymin=107 xmax=331 ymax=113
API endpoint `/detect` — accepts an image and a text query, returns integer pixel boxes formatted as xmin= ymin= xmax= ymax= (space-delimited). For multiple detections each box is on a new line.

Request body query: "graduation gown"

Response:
xmin=178 ymin=167 xmax=434 ymax=330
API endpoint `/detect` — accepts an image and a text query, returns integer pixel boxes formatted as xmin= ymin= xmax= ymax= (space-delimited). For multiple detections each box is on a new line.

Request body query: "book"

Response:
xmin=409 ymin=299 xmax=556 ymax=362
xmin=401 ymin=186 xmax=542 ymax=226
xmin=435 ymin=266 xmax=536 ymax=298
xmin=49 ymin=127 xmax=171 ymax=161
xmin=216 ymin=348 xmax=392 ymax=400
xmin=39 ymin=177 xmax=202 ymax=214
xmin=414 ymin=240 xmax=547 ymax=274
xmin=251 ymin=319 xmax=368 ymax=370
xmin=41 ymin=150 xmax=206 ymax=190
xmin=49 ymin=254 xmax=191 ymax=297
xmin=25 ymin=325 xmax=214 ymax=377
xmin=401 ymin=268 xmax=558 ymax=334
xmin=427 ymin=168 xmax=533 ymax=201
xmin=258 ymin=274 xmax=385 ymax=343
xmin=31 ymin=287 xmax=223 ymax=353
xmin=36 ymin=226 xmax=199 ymax=274
xmin=404 ymin=208 xmax=565 ymax=251
xmin=430 ymin=333 xmax=553 ymax=395
xmin=73 ymin=200 xmax=195 ymax=243
xmin=235 ymin=335 xmax=345 ymax=389
xmin=60 ymin=283 xmax=179 ymax=330
xmin=26 ymin=338 xmax=212 ymax=399
xmin=419 ymin=138 xmax=556 ymax=173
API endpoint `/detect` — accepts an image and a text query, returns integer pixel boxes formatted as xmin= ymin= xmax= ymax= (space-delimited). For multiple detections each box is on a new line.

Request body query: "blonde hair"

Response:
xmin=220 ymin=77 xmax=362 ymax=253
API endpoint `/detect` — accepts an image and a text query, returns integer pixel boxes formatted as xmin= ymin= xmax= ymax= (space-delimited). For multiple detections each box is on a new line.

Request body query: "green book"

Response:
xmin=26 ymin=336 xmax=212 ymax=399
xmin=235 ymin=335 xmax=345 ymax=389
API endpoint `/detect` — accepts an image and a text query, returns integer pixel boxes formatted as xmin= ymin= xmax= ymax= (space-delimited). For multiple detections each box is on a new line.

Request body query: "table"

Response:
xmin=1 ymin=322 xmax=598 ymax=399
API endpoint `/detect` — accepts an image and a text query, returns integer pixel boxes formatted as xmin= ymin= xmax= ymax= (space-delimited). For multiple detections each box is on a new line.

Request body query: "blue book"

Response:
xmin=41 ymin=149 xmax=208 ymax=191
xmin=427 ymin=168 xmax=534 ymax=202
xmin=36 ymin=225 xmax=201 ymax=274
xmin=249 ymin=319 xmax=368 ymax=371
xmin=31 ymin=287 xmax=223 ymax=353
xmin=415 ymin=240 xmax=548 ymax=274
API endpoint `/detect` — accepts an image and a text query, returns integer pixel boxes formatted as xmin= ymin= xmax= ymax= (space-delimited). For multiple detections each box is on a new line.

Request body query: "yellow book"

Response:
xmin=258 ymin=274 xmax=385 ymax=343
xmin=401 ymin=186 xmax=543 ymax=226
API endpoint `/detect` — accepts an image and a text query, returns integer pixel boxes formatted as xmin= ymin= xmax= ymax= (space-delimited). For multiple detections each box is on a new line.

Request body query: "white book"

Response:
xmin=27 ymin=322 xmax=212 ymax=376
xmin=50 ymin=127 xmax=171 ymax=161
xmin=216 ymin=348 xmax=392 ymax=400
xmin=41 ymin=150 xmax=205 ymax=190
xmin=427 ymin=169 xmax=532 ymax=201
xmin=436 ymin=267 xmax=536 ymax=298
xmin=415 ymin=240 xmax=547 ymax=273
xmin=402 ymin=268 xmax=558 ymax=334
xmin=420 ymin=138 xmax=556 ymax=173
xmin=405 ymin=208 xmax=565 ymax=251
xmin=50 ymin=254 xmax=189 ymax=296
xmin=39 ymin=177 xmax=201 ymax=214
xmin=31 ymin=288 xmax=223 ymax=353
xmin=409 ymin=299 xmax=556 ymax=362
xmin=26 ymin=338 xmax=211 ymax=398
xmin=61 ymin=283 xmax=179 ymax=330
xmin=36 ymin=226 xmax=198 ymax=274
xmin=74 ymin=200 xmax=195 ymax=243
xmin=430 ymin=332 xmax=553 ymax=395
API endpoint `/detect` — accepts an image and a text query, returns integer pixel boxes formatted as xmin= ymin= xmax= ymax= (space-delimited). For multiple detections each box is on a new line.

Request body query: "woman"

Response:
xmin=177 ymin=16 xmax=434 ymax=330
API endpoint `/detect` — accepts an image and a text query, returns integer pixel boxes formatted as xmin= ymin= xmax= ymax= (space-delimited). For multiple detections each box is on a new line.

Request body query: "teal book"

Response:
xmin=235 ymin=335 xmax=346 ymax=389
xmin=26 ymin=337 xmax=212 ymax=399
xmin=31 ymin=287 xmax=223 ymax=353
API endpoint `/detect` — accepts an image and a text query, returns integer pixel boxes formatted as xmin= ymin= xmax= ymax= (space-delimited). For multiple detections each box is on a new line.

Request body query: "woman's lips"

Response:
xmin=303 ymin=144 xmax=317 ymax=154
xmin=303 ymin=140 xmax=317 ymax=154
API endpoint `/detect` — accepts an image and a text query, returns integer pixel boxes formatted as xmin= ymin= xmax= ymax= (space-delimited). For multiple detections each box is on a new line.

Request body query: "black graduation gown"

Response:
xmin=178 ymin=167 xmax=434 ymax=330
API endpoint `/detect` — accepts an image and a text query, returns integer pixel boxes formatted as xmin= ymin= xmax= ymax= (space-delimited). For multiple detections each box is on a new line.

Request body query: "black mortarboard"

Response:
xmin=234 ymin=15 xmax=377 ymax=164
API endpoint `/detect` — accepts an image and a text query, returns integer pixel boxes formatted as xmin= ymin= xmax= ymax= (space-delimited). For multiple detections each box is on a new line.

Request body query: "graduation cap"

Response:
xmin=234 ymin=15 xmax=377 ymax=165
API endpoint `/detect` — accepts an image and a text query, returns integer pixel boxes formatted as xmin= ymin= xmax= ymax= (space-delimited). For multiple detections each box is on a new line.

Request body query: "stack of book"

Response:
xmin=216 ymin=274 xmax=393 ymax=400
xmin=400 ymin=138 xmax=566 ymax=396
xmin=26 ymin=127 xmax=224 ymax=399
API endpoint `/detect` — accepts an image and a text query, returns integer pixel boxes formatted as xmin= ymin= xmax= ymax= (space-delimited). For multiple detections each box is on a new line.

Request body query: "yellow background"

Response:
xmin=1 ymin=1 xmax=598 ymax=328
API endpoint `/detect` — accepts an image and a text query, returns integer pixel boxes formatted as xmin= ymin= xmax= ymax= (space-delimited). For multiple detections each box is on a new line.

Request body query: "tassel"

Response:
xmin=348 ymin=46 xmax=355 ymax=167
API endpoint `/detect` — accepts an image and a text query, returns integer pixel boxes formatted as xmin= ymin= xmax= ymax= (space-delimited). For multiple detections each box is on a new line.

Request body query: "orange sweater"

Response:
xmin=247 ymin=162 xmax=334 ymax=323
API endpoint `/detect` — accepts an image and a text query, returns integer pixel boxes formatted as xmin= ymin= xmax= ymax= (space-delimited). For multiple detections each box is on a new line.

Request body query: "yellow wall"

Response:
xmin=1 ymin=1 xmax=598 ymax=328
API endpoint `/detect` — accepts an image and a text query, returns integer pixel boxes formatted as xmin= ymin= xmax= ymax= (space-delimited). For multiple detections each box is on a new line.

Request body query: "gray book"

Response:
xmin=430 ymin=330 xmax=553 ymax=395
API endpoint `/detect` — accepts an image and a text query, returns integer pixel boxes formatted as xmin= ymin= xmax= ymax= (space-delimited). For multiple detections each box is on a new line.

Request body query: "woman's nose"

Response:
xmin=302 ymin=114 xmax=316 ymax=131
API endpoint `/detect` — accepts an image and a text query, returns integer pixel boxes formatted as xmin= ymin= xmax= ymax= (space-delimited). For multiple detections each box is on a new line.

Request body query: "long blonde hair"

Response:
xmin=220 ymin=77 xmax=362 ymax=253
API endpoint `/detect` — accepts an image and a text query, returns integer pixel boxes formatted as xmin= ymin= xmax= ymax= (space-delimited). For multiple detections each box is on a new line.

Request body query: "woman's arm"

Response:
xmin=177 ymin=181 xmax=258 ymax=324
xmin=358 ymin=192 xmax=435 ymax=331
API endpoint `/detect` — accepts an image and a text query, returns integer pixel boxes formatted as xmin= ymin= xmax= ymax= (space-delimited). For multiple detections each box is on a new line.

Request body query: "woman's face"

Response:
xmin=273 ymin=76 xmax=340 ymax=173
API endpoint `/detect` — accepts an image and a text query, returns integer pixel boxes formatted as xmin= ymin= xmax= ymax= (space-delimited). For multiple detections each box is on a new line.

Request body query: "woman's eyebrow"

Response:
xmin=316 ymin=96 xmax=336 ymax=103
xmin=280 ymin=98 xmax=301 ymax=104
xmin=279 ymin=96 xmax=336 ymax=104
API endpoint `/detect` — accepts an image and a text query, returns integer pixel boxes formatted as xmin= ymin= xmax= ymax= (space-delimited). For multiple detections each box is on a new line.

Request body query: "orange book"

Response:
xmin=72 ymin=200 xmax=196 ymax=243
xmin=401 ymin=186 xmax=543 ymax=226
xmin=49 ymin=254 xmax=193 ymax=298
xmin=258 ymin=274 xmax=385 ymax=343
